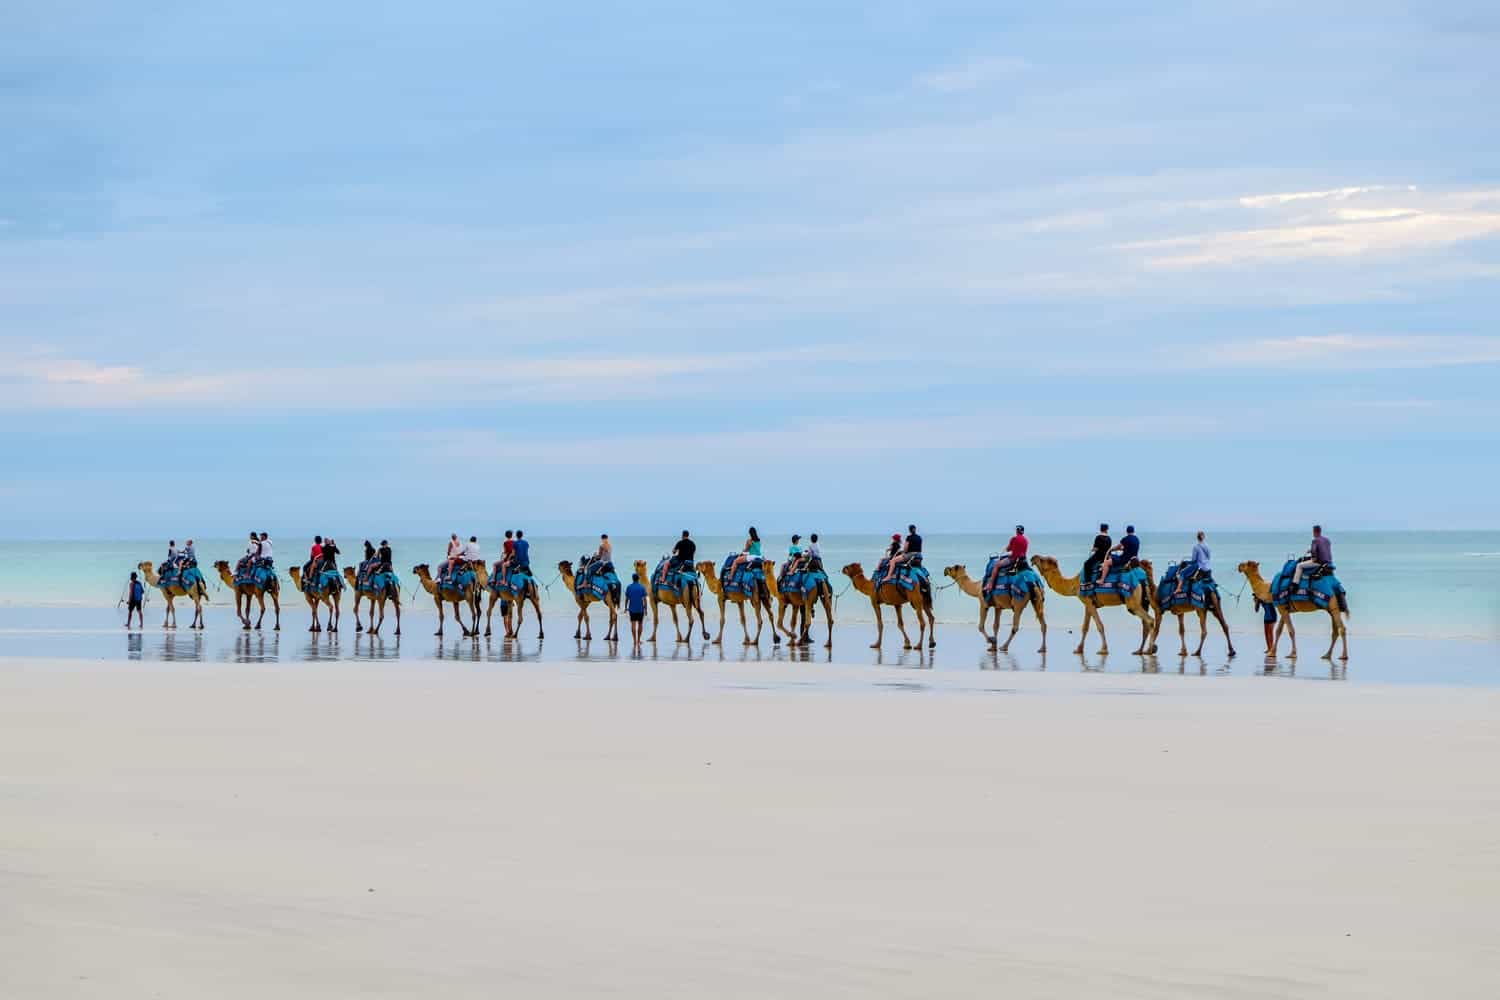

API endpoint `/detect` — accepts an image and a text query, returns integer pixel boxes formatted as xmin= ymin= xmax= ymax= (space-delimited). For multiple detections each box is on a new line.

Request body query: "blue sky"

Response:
xmin=3 ymin=1 xmax=1498 ymax=537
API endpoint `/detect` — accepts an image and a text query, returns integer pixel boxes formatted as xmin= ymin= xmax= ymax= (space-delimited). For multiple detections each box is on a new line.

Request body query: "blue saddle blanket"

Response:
xmin=488 ymin=563 xmax=534 ymax=598
xmin=1156 ymin=563 xmax=1219 ymax=611
xmin=651 ymin=558 xmax=699 ymax=597
xmin=435 ymin=564 xmax=476 ymax=593
xmin=1270 ymin=559 xmax=1345 ymax=610
xmin=233 ymin=558 xmax=277 ymax=590
xmin=719 ymin=555 xmax=766 ymax=598
xmin=873 ymin=558 xmax=929 ymax=593
xmin=354 ymin=560 xmax=398 ymax=595
xmin=574 ymin=561 xmax=619 ymax=600
xmin=778 ymin=564 xmax=830 ymax=597
xmin=1079 ymin=563 xmax=1147 ymax=600
xmin=157 ymin=563 xmax=205 ymax=592
xmin=981 ymin=558 xmax=1042 ymax=602
xmin=302 ymin=568 xmax=344 ymax=595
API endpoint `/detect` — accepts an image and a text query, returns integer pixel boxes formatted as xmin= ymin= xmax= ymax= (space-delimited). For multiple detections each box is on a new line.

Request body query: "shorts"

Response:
xmin=1262 ymin=604 xmax=1278 ymax=624
xmin=127 ymin=600 xmax=142 ymax=612
xmin=629 ymin=611 xmax=645 ymax=623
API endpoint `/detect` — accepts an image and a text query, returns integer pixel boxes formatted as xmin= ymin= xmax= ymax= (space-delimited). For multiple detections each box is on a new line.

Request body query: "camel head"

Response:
xmin=213 ymin=559 xmax=231 ymax=573
xmin=138 ymin=561 xmax=154 ymax=573
xmin=1236 ymin=560 xmax=1260 ymax=576
xmin=1030 ymin=555 xmax=1059 ymax=574
xmin=557 ymin=559 xmax=573 ymax=577
xmin=343 ymin=567 xmax=358 ymax=583
xmin=695 ymin=560 xmax=715 ymax=578
xmin=840 ymin=562 xmax=864 ymax=580
xmin=634 ymin=559 xmax=649 ymax=579
xmin=411 ymin=563 xmax=431 ymax=579
xmin=943 ymin=564 xmax=967 ymax=581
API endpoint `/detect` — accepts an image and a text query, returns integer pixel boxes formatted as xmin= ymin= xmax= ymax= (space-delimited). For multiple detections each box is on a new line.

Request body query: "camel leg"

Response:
xmin=1074 ymin=603 xmax=1091 ymax=655
xmin=434 ymin=597 xmax=445 ymax=636
xmin=712 ymin=598 xmax=726 ymax=645
xmin=1323 ymin=608 xmax=1344 ymax=661
xmin=1032 ymin=595 xmax=1047 ymax=653
xmin=1338 ymin=613 xmax=1348 ymax=661
xmin=977 ymin=603 xmax=992 ymax=645
xmin=1193 ymin=610 xmax=1207 ymax=656
xmin=737 ymin=600 xmax=750 ymax=645
xmin=648 ymin=597 xmax=660 ymax=642
xmin=271 ymin=591 xmax=281 ymax=631
xmin=484 ymin=595 xmax=494 ymax=637
xmin=353 ymin=594 xmax=365 ymax=632
xmin=822 ymin=595 xmax=834 ymax=648
xmin=894 ymin=604 xmax=913 ymax=650
xmin=392 ymin=596 xmax=401 ymax=637
xmin=607 ymin=601 xmax=618 ymax=642
xmin=672 ymin=603 xmax=685 ymax=643
xmin=870 ymin=601 xmax=884 ymax=649
xmin=1176 ymin=613 xmax=1187 ymax=656
xmin=253 ymin=593 xmax=267 ymax=630
xmin=1281 ymin=611 xmax=1297 ymax=659
xmin=1000 ymin=606 xmax=1022 ymax=653
xmin=1209 ymin=599 xmax=1235 ymax=657
xmin=530 ymin=592 xmax=543 ymax=639
xmin=697 ymin=592 xmax=711 ymax=641
xmin=925 ymin=602 xmax=936 ymax=649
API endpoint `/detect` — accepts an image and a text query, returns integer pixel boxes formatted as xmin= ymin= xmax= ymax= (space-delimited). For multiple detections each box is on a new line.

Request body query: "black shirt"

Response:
xmin=673 ymin=538 xmax=697 ymax=562
xmin=905 ymin=532 xmax=922 ymax=554
xmin=322 ymin=542 xmax=340 ymax=566
xmin=378 ymin=544 xmax=392 ymax=569
xmin=1091 ymin=533 xmax=1111 ymax=556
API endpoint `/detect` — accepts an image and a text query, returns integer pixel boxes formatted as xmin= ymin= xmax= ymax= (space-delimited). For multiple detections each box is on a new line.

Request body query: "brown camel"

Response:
xmin=1030 ymin=555 xmax=1155 ymax=655
xmin=412 ymin=562 xmax=485 ymax=638
xmin=942 ymin=564 xmax=1046 ymax=652
xmin=557 ymin=560 xmax=619 ymax=641
xmin=213 ymin=559 xmax=280 ymax=631
xmin=1146 ymin=571 xmax=1235 ymax=657
xmin=769 ymin=565 xmax=834 ymax=648
xmin=482 ymin=563 xmax=545 ymax=639
xmin=698 ymin=559 xmax=779 ymax=646
xmin=288 ymin=565 xmax=343 ymax=633
xmin=635 ymin=560 xmax=710 ymax=643
xmin=342 ymin=566 xmax=402 ymax=637
xmin=1237 ymin=560 xmax=1348 ymax=660
xmin=840 ymin=562 xmax=935 ymax=650
xmin=137 ymin=561 xmax=207 ymax=630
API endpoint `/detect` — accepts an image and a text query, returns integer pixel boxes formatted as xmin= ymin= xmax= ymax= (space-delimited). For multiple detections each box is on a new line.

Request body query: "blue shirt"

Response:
xmin=130 ymin=580 xmax=144 ymax=602
xmin=512 ymin=537 xmax=530 ymax=566
xmin=1120 ymin=533 xmax=1140 ymax=559
xmin=625 ymin=582 xmax=648 ymax=614
xmin=1188 ymin=541 xmax=1210 ymax=572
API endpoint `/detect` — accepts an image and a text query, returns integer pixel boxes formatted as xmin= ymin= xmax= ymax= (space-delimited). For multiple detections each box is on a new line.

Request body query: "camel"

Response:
xmin=943 ymin=564 xmax=1046 ymax=652
xmin=342 ymin=565 xmax=402 ymax=637
xmin=1237 ymin=560 xmax=1348 ymax=660
xmin=137 ymin=561 xmax=207 ymax=629
xmin=412 ymin=562 xmax=486 ymax=638
xmin=1147 ymin=568 xmax=1235 ymax=657
xmin=288 ymin=565 xmax=343 ymax=633
xmin=213 ymin=559 xmax=280 ymax=631
xmin=482 ymin=563 xmax=544 ymax=639
xmin=770 ymin=564 xmax=834 ymax=648
xmin=557 ymin=560 xmax=619 ymax=641
xmin=698 ymin=558 xmax=779 ymax=646
xmin=635 ymin=560 xmax=710 ymax=643
xmin=840 ymin=562 xmax=936 ymax=650
xmin=1030 ymin=555 xmax=1155 ymax=655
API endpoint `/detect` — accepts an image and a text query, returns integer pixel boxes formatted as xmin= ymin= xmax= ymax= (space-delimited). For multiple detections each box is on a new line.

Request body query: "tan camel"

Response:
xmin=411 ymin=562 xmax=485 ymax=638
xmin=943 ymin=564 xmax=1046 ymax=652
xmin=342 ymin=566 xmax=402 ymax=637
xmin=288 ymin=565 xmax=343 ymax=633
xmin=1030 ymin=555 xmax=1154 ymax=655
xmin=137 ymin=561 xmax=207 ymax=630
xmin=769 ymin=565 xmax=834 ymax=648
xmin=1147 ymin=571 xmax=1235 ymax=657
xmin=213 ymin=559 xmax=280 ymax=631
xmin=1237 ymin=560 xmax=1348 ymax=660
xmin=635 ymin=560 xmax=710 ymax=643
xmin=698 ymin=559 xmax=779 ymax=646
xmin=840 ymin=562 xmax=936 ymax=650
xmin=557 ymin=560 xmax=619 ymax=641
xmin=481 ymin=564 xmax=545 ymax=640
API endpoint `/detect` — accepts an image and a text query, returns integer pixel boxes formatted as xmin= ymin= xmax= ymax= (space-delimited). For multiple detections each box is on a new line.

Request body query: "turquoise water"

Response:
xmin=6 ymin=532 xmax=1498 ymax=641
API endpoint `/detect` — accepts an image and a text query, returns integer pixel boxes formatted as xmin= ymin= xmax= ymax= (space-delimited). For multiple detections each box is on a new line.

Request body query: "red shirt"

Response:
xmin=1006 ymin=534 xmax=1029 ymax=561
xmin=311 ymin=543 xmax=323 ymax=561
xmin=504 ymin=539 xmax=515 ymax=556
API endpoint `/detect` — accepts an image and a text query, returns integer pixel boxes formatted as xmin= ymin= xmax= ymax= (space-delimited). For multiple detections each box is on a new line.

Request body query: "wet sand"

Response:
xmin=2 ymin=657 xmax=1497 ymax=998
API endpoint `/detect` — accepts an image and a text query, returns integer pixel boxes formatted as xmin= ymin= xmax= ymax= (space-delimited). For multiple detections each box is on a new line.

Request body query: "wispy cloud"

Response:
xmin=1174 ymin=334 xmax=1500 ymax=370
xmin=916 ymin=56 xmax=1029 ymax=93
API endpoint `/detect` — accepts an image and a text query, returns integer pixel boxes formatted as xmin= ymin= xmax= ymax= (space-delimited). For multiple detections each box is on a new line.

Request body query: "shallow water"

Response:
xmin=2 ymin=605 xmax=1494 ymax=687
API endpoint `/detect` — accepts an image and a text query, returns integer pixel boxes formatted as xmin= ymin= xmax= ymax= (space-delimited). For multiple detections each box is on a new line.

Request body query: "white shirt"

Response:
xmin=259 ymin=538 xmax=273 ymax=560
xmin=462 ymin=541 xmax=481 ymax=561
xmin=805 ymin=542 xmax=822 ymax=560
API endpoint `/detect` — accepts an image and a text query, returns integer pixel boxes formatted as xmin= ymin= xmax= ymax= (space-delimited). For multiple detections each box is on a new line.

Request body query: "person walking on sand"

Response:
xmin=625 ymin=572 xmax=649 ymax=644
xmin=123 ymin=571 xmax=145 ymax=628
xmin=1255 ymin=594 xmax=1278 ymax=655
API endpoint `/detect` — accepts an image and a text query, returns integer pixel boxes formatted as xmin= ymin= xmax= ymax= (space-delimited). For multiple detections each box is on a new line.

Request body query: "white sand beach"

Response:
xmin=2 ymin=657 xmax=1497 ymax=998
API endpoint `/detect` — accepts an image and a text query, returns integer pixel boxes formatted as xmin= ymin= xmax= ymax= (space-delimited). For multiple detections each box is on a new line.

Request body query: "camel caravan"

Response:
xmin=131 ymin=524 xmax=1348 ymax=660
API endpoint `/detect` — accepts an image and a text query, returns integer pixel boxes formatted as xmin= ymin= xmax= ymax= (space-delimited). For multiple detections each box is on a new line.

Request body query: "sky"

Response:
xmin=3 ymin=1 xmax=1499 ymax=538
